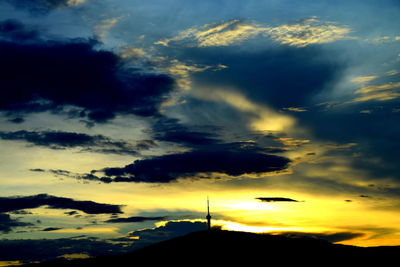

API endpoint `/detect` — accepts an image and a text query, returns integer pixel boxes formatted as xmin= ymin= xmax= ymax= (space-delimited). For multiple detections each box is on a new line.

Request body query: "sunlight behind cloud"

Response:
xmin=192 ymin=88 xmax=297 ymax=133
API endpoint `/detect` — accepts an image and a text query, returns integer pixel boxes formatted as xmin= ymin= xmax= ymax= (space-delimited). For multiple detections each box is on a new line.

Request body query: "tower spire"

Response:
xmin=206 ymin=196 xmax=211 ymax=230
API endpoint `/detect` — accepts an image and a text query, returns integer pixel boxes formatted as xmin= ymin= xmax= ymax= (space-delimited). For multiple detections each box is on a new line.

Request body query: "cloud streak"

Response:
xmin=256 ymin=197 xmax=299 ymax=202
xmin=156 ymin=18 xmax=351 ymax=48
xmin=97 ymin=150 xmax=290 ymax=183
xmin=52 ymin=149 xmax=291 ymax=183
xmin=105 ymin=216 xmax=167 ymax=223
xmin=0 ymin=130 xmax=154 ymax=155
xmin=0 ymin=194 xmax=122 ymax=214
xmin=353 ymin=82 xmax=400 ymax=102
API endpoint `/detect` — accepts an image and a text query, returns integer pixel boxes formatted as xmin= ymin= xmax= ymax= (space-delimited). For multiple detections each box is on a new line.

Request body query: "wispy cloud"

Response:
xmin=353 ymin=82 xmax=400 ymax=102
xmin=94 ymin=17 xmax=123 ymax=40
xmin=267 ymin=18 xmax=352 ymax=47
xmin=365 ymin=36 xmax=400 ymax=44
xmin=156 ymin=18 xmax=351 ymax=48
xmin=165 ymin=60 xmax=227 ymax=91
xmin=0 ymin=130 xmax=155 ymax=156
xmin=282 ymin=107 xmax=308 ymax=112
xmin=351 ymin=75 xmax=378 ymax=84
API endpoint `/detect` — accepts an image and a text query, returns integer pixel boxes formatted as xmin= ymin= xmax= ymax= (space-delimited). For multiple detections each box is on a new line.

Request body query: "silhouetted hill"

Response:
xmin=23 ymin=230 xmax=400 ymax=266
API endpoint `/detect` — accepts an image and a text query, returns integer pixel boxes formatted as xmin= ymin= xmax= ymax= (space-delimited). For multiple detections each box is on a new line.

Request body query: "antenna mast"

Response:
xmin=206 ymin=196 xmax=211 ymax=230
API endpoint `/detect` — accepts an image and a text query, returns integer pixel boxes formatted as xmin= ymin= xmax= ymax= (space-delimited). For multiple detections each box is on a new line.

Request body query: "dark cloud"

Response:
xmin=298 ymin=107 xmax=400 ymax=182
xmin=0 ymin=19 xmax=40 ymax=43
xmin=30 ymin=168 xmax=119 ymax=184
xmin=170 ymin=41 xmax=400 ymax=185
xmin=9 ymin=210 xmax=33 ymax=215
xmin=0 ymin=194 xmax=122 ymax=214
xmin=87 ymin=149 xmax=291 ymax=183
xmin=256 ymin=197 xmax=299 ymax=202
xmin=152 ymin=118 xmax=287 ymax=153
xmin=64 ymin=211 xmax=78 ymax=216
xmin=0 ymin=213 xmax=33 ymax=233
xmin=7 ymin=117 xmax=25 ymax=124
xmin=0 ymin=130 xmax=152 ymax=155
xmin=105 ymin=216 xmax=167 ymax=223
xmin=152 ymin=117 xmax=221 ymax=147
xmin=180 ymin=45 xmax=345 ymax=109
xmin=127 ymin=221 xmax=212 ymax=246
xmin=41 ymin=227 xmax=63 ymax=231
xmin=30 ymin=168 xmax=46 ymax=172
xmin=4 ymin=0 xmax=82 ymax=14
xmin=0 ymin=22 xmax=174 ymax=123
xmin=215 ymin=141 xmax=287 ymax=154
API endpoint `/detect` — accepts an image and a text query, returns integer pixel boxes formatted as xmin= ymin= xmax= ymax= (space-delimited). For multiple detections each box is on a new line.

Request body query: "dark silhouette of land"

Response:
xmin=22 ymin=230 xmax=400 ymax=266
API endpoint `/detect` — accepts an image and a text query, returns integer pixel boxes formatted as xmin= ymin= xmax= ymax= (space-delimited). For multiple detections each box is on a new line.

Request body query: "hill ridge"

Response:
xmin=24 ymin=230 xmax=400 ymax=266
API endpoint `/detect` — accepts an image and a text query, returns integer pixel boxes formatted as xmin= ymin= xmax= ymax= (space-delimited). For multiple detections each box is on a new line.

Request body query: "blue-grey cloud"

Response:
xmin=41 ymin=227 xmax=63 ymax=232
xmin=256 ymin=197 xmax=299 ymax=202
xmin=105 ymin=216 xmax=168 ymax=223
xmin=0 ymin=194 xmax=122 ymax=214
xmin=0 ymin=130 xmax=155 ymax=155
xmin=4 ymin=0 xmax=86 ymax=14
xmin=7 ymin=117 xmax=25 ymax=124
xmin=89 ymin=149 xmax=291 ymax=183
xmin=0 ymin=20 xmax=175 ymax=123
xmin=0 ymin=213 xmax=33 ymax=233
xmin=0 ymin=19 xmax=40 ymax=42
xmin=152 ymin=117 xmax=221 ymax=147
xmin=295 ymin=103 xmax=400 ymax=180
xmin=184 ymin=45 xmax=346 ymax=110
xmin=127 ymin=220 xmax=211 ymax=245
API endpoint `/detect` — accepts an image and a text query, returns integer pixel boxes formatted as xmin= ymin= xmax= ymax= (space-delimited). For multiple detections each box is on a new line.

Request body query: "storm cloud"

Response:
xmin=0 ymin=194 xmax=122 ymax=214
xmin=0 ymin=20 xmax=175 ymax=123
xmin=87 ymin=149 xmax=291 ymax=183
xmin=179 ymin=45 xmax=346 ymax=110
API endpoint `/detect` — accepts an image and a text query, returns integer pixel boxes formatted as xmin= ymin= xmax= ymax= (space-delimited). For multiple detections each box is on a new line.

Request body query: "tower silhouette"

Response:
xmin=206 ymin=196 xmax=211 ymax=230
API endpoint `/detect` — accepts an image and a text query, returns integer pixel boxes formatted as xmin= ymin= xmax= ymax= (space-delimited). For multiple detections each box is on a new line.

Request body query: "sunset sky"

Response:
xmin=1 ymin=0 xmax=400 ymax=264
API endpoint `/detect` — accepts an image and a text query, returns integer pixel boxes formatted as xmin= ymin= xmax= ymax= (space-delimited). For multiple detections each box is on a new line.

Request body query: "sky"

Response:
xmin=0 ymin=0 xmax=400 ymax=264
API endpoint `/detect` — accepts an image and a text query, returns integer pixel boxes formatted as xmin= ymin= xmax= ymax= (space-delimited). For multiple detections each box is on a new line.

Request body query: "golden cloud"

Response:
xmin=354 ymin=82 xmax=400 ymax=102
xmin=156 ymin=18 xmax=351 ymax=48
xmin=351 ymin=75 xmax=378 ymax=84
